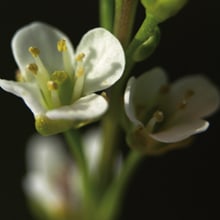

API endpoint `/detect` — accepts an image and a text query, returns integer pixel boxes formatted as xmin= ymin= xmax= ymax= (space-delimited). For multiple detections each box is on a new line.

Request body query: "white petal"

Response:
xmin=133 ymin=67 xmax=168 ymax=109
xmin=124 ymin=77 xmax=143 ymax=127
xmin=12 ymin=21 xmax=75 ymax=74
xmin=23 ymin=174 xmax=63 ymax=209
xmin=82 ymin=127 xmax=102 ymax=172
xmin=76 ymin=28 xmax=125 ymax=94
xmin=0 ymin=79 xmax=45 ymax=115
xmin=151 ymin=119 xmax=209 ymax=143
xmin=46 ymin=93 xmax=108 ymax=122
xmin=26 ymin=134 xmax=67 ymax=174
xmin=169 ymin=75 xmax=220 ymax=118
xmin=124 ymin=67 xmax=168 ymax=126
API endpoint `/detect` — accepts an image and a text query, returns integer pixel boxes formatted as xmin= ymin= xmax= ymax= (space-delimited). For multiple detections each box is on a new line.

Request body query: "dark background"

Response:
xmin=0 ymin=1 xmax=219 ymax=220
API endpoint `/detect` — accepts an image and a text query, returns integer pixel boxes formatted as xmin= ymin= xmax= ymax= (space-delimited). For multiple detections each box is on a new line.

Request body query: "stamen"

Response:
xmin=178 ymin=99 xmax=187 ymax=109
xmin=51 ymin=71 xmax=68 ymax=84
xmin=76 ymin=66 xmax=85 ymax=78
xmin=153 ymin=110 xmax=164 ymax=122
xmin=57 ymin=40 xmax=73 ymax=75
xmin=47 ymin=81 xmax=61 ymax=107
xmin=145 ymin=110 xmax=164 ymax=133
xmin=15 ymin=70 xmax=24 ymax=82
xmin=57 ymin=39 xmax=67 ymax=52
xmin=29 ymin=47 xmax=40 ymax=57
xmin=76 ymin=53 xmax=85 ymax=62
xmin=26 ymin=63 xmax=38 ymax=75
xmin=177 ymin=89 xmax=194 ymax=110
xmin=47 ymin=81 xmax=58 ymax=91
xmin=72 ymin=67 xmax=85 ymax=102
xmin=101 ymin=92 xmax=109 ymax=102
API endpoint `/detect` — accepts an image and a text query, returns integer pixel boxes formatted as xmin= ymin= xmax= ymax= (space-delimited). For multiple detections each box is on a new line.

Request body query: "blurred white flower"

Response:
xmin=124 ymin=67 xmax=220 ymax=145
xmin=23 ymin=134 xmax=82 ymax=218
xmin=0 ymin=21 xmax=125 ymax=135
xmin=82 ymin=126 xmax=122 ymax=174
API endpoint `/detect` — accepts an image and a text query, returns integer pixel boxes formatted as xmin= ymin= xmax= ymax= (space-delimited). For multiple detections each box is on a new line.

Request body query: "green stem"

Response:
xmin=64 ymin=129 xmax=87 ymax=175
xmin=108 ymin=14 xmax=158 ymax=124
xmin=124 ymin=13 xmax=158 ymax=80
xmin=113 ymin=0 xmax=139 ymax=48
xmin=63 ymin=129 xmax=94 ymax=220
xmin=99 ymin=0 xmax=115 ymax=31
xmin=97 ymin=114 xmax=122 ymax=192
xmin=97 ymin=150 xmax=143 ymax=220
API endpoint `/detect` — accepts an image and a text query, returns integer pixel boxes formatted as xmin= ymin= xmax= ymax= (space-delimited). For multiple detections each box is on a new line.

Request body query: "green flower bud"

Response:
xmin=133 ymin=26 xmax=160 ymax=62
xmin=141 ymin=0 xmax=188 ymax=23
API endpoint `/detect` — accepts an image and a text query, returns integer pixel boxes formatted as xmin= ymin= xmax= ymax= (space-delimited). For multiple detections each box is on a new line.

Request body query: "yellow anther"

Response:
xmin=145 ymin=110 xmax=164 ymax=133
xmin=101 ymin=92 xmax=109 ymax=102
xmin=26 ymin=63 xmax=38 ymax=75
xmin=153 ymin=110 xmax=164 ymax=122
xmin=76 ymin=53 xmax=85 ymax=62
xmin=178 ymin=99 xmax=187 ymax=109
xmin=184 ymin=89 xmax=195 ymax=99
xmin=29 ymin=47 xmax=40 ymax=57
xmin=76 ymin=67 xmax=85 ymax=78
xmin=57 ymin=39 xmax=67 ymax=52
xmin=47 ymin=81 xmax=58 ymax=91
xmin=51 ymin=71 xmax=68 ymax=83
xmin=15 ymin=70 xmax=24 ymax=82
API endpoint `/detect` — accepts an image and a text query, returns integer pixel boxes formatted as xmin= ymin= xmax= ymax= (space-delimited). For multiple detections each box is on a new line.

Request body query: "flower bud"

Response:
xmin=141 ymin=0 xmax=188 ymax=23
xmin=133 ymin=26 xmax=160 ymax=62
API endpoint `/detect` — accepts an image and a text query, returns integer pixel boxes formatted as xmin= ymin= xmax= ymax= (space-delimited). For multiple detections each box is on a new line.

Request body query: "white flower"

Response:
xmin=23 ymin=134 xmax=82 ymax=218
xmin=82 ymin=126 xmax=122 ymax=174
xmin=0 ymin=21 xmax=125 ymax=135
xmin=124 ymin=67 xmax=220 ymax=144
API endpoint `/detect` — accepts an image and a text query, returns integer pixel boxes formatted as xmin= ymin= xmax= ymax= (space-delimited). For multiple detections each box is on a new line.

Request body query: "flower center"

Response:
xmin=142 ymin=85 xmax=195 ymax=133
xmin=25 ymin=40 xmax=86 ymax=109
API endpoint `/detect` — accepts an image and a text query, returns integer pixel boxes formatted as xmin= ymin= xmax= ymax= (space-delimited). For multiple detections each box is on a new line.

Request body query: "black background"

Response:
xmin=0 ymin=1 xmax=219 ymax=220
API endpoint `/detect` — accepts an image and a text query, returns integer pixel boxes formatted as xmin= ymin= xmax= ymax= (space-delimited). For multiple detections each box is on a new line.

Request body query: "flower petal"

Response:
xmin=23 ymin=173 xmax=63 ymax=209
xmin=76 ymin=28 xmax=125 ymax=94
xmin=82 ymin=127 xmax=102 ymax=172
xmin=132 ymin=67 xmax=168 ymax=111
xmin=46 ymin=93 xmax=108 ymax=123
xmin=151 ymin=118 xmax=209 ymax=143
xmin=26 ymin=134 xmax=68 ymax=174
xmin=124 ymin=77 xmax=143 ymax=127
xmin=0 ymin=79 xmax=45 ymax=115
xmin=124 ymin=67 xmax=168 ymax=125
xmin=12 ymin=21 xmax=75 ymax=75
xmin=168 ymin=75 xmax=220 ymax=118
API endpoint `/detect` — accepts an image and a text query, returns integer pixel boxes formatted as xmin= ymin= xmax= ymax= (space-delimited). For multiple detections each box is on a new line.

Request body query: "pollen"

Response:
xmin=101 ymin=91 xmax=109 ymax=101
xmin=57 ymin=39 xmax=67 ymax=52
xmin=47 ymin=81 xmax=58 ymax=91
xmin=29 ymin=47 xmax=40 ymax=57
xmin=76 ymin=66 xmax=85 ymax=78
xmin=26 ymin=63 xmax=38 ymax=75
xmin=153 ymin=110 xmax=164 ymax=122
xmin=178 ymin=99 xmax=187 ymax=109
xmin=15 ymin=70 xmax=24 ymax=82
xmin=51 ymin=71 xmax=68 ymax=83
xmin=76 ymin=53 xmax=85 ymax=62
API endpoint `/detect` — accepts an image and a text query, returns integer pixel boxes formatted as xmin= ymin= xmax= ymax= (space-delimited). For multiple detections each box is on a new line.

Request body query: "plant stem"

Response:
xmin=63 ymin=129 xmax=94 ymax=219
xmin=99 ymin=0 xmax=115 ymax=31
xmin=97 ymin=113 xmax=122 ymax=192
xmin=114 ymin=0 xmax=139 ymax=48
xmin=97 ymin=150 xmax=143 ymax=220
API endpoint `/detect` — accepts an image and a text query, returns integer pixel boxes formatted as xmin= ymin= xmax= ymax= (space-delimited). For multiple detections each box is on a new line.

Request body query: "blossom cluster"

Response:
xmin=0 ymin=1 xmax=219 ymax=219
